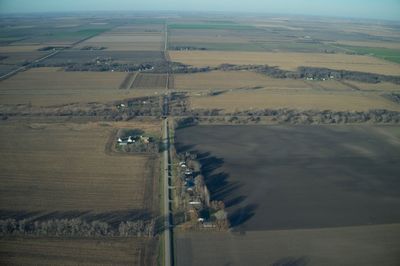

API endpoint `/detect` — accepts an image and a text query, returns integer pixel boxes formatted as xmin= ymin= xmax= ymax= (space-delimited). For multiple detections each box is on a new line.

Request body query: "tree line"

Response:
xmin=171 ymin=63 xmax=400 ymax=85
xmin=0 ymin=96 xmax=163 ymax=121
xmin=0 ymin=218 xmax=155 ymax=237
xmin=176 ymin=109 xmax=400 ymax=126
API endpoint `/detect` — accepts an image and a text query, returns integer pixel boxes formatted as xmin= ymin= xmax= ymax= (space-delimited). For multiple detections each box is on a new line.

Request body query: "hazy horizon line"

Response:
xmin=0 ymin=9 xmax=399 ymax=23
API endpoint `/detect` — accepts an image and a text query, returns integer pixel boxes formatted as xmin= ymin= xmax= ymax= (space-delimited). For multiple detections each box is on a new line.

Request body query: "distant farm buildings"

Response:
xmin=118 ymin=135 xmax=151 ymax=145
xmin=115 ymin=130 xmax=157 ymax=153
xmin=177 ymin=153 xmax=228 ymax=230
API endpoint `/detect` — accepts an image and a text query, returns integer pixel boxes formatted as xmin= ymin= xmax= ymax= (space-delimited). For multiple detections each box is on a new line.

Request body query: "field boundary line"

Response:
xmin=338 ymin=80 xmax=361 ymax=91
xmin=119 ymin=72 xmax=134 ymax=89
xmin=0 ymin=26 xmax=116 ymax=81
xmin=129 ymin=72 xmax=140 ymax=89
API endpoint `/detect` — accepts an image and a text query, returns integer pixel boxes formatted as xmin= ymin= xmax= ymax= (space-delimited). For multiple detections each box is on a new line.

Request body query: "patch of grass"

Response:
xmin=170 ymin=42 xmax=265 ymax=52
xmin=260 ymin=41 xmax=336 ymax=53
xmin=170 ymin=41 xmax=335 ymax=53
xmin=0 ymin=37 xmax=24 ymax=43
xmin=168 ymin=23 xmax=255 ymax=30
xmin=338 ymin=45 xmax=400 ymax=64
xmin=49 ymin=28 xmax=108 ymax=39
xmin=132 ymin=18 xmax=166 ymax=24
xmin=200 ymin=20 xmax=236 ymax=24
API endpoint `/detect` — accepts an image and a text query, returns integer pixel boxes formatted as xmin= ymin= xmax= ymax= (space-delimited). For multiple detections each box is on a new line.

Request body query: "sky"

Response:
xmin=0 ymin=0 xmax=399 ymax=21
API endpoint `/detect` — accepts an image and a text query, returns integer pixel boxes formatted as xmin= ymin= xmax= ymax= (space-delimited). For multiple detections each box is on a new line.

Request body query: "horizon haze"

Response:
xmin=0 ymin=0 xmax=399 ymax=21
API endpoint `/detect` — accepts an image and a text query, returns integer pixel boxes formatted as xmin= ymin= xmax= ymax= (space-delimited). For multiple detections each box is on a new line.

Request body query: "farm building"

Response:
xmin=118 ymin=136 xmax=135 ymax=145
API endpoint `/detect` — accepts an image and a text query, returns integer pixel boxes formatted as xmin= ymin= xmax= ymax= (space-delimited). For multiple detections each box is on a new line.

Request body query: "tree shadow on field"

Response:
xmin=225 ymin=195 xmax=247 ymax=208
xmin=0 ymin=209 xmax=155 ymax=228
xmin=83 ymin=210 xmax=153 ymax=225
xmin=32 ymin=209 xmax=154 ymax=224
xmin=0 ymin=208 xmax=185 ymax=237
xmin=272 ymin=256 xmax=309 ymax=266
xmin=174 ymin=142 xmax=196 ymax=154
xmin=174 ymin=142 xmax=258 ymax=229
xmin=32 ymin=210 xmax=90 ymax=221
xmin=0 ymin=210 xmax=42 ymax=220
xmin=152 ymin=210 xmax=190 ymax=236
xmin=228 ymin=204 xmax=258 ymax=229
xmin=196 ymin=151 xmax=258 ymax=228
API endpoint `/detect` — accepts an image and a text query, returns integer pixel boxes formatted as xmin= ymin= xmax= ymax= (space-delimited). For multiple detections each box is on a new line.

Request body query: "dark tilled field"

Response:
xmin=42 ymin=50 xmax=164 ymax=65
xmin=132 ymin=73 xmax=167 ymax=88
xmin=175 ymin=224 xmax=400 ymax=266
xmin=0 ymin=51 xmax=47 ymax=65
xmin=175 ymin=125 xmax=400 ymax=231
xmin=0 ymin=64 xmax=17 ymax=76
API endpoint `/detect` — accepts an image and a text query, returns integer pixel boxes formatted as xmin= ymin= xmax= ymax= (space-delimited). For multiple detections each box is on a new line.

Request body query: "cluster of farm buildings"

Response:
xmin=178 ymin=153 xmax=228 ymax=229
xmin=117 ymin=135 xmax=151 ymax=145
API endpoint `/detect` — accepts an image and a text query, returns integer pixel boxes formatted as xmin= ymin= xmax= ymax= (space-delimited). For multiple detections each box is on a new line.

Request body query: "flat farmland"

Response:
xmin=174 ymin=70 xmax=354 ymax=91
xmin=119 ymin=72 xmax=137 ymax=89
xmin=175 ymin=125 xmax=400 ymax=265
xmin=257 ymin=17 xmax=400 ymax=41
xmin=0 ymin=45 xmax=48 ymax=53
xmin=168 ymin=27 xmax=343 ymax=53
xmin=169 ymin=28 xmax=268 ymax=52
xmin=344 ymin=81 xmax=400 ymax=92
xmin=338 ymin=23 xmax=400 ymax=39
xmin=0 ymin=68 xmax=131 ymax=106
xmin=111 ymin=24 xmax=164 ymax=33
xmin=176 ymin=224 xmax=400 ymax=266
xmin=43 ymin=50 xmax=164 ymax=65
xmin=0 ymin=64 xmax=17 ymax=77
xmin=168 ymin=23 xmax=330 ymax=52
xmin=77 ymin=25 xmax=163 ymax=51
xmin=0 ymin=121 xmax=160 ymax=213
xmin=176 ymin=125 xmax=400 ymax=230
xmin=170 ymin=51 xmax=400 ymax=76
xmin=14 ymin=27 xmax=110 ymax=46
xmin=0 ymin=119 xmax=160 ymax=265
xmin=0 ymin=67 xmax=125 ymax=90
xmin=332 ymin=40 xmax=400 ymax=50
xmin=76 ymin=34 xmax=163 ymax=51
xmin=190 ymin=89 xmax=400 ymax=112
xmin=170 ymin=29 xmax=250 ymax=44
xmin=0 ymin=237 xmax=154 ymax=266
xmin=175 ymin=71 xmax=282 ymax=90
xmin=3 ymin=13 xmax=400 ymax=266
xmin=0 ymin=51 xmax=47 ymax=65
xmin=132 ymin=73 xmax=167 ymax=89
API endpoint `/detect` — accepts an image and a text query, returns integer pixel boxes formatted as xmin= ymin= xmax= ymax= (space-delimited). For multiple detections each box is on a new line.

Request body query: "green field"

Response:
xmin=49 ymin=28 xmax=109 ymax=40
xmin=168 ymin=23 xmax=255 ymax=30
xmin=170 ymin=41 xmax=341 ymax=52
xmin=260 ymin=41 xmax=339 ymax=53
xmin=131 ymin=18 xmax=166 ymax=24
xmin=338 ymin=45 xmax=400 ymax=64
xmin=0 ymin=37 xmax=24 ymax=44
xmin=169 ymin=42 xmax=266 ymax=51
xmin=0 ymin=26 xmax=112 ymax=45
